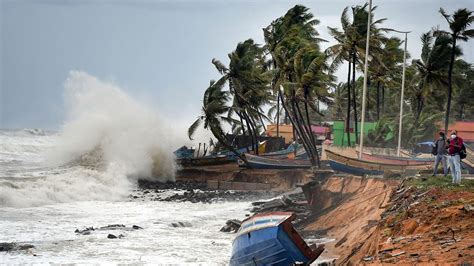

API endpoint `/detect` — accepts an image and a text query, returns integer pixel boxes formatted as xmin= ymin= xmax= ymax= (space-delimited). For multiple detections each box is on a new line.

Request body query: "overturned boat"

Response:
xmin=230 ymin=212 xmax=323 ymax=265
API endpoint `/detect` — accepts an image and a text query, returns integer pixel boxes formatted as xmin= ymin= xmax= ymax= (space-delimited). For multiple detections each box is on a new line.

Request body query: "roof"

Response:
xmin=311 ymin=126 xmax=330 ymax=134
xmin=447 ymin=121 xmax=474 ymax=141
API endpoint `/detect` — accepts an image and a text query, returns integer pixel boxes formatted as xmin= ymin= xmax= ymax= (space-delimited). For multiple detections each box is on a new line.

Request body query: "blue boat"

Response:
xmin=242 ymin=154 xmax=313 ymax=169
xmin=230 ymin=212 xmax=323 ymax=265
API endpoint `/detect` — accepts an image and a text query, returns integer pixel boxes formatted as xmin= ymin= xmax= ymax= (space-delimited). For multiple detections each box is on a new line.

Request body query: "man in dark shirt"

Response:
xmin=447 ymin=130 xmax=463 ymax=184
xmin=432 ymin=132 xmax=447 ymax=176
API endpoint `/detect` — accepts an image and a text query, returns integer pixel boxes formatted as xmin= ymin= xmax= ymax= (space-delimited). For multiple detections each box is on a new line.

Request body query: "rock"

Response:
xmin=75 ymin=227 xmax=94 ymax=235
xmin=220 ymin=219 xmax=241 ymax=233
xmin=171 ymin=222 xmax=192 ymax=228
xmin=100 ymin=224 xmax=125 ymax=230
xmin=107 ymin=234 xmax=117 ymax=239
xmin=362 ymin=256 xmax=373 ymax=261
xmin=402 ymin=219 xmax=419 ymax=235
xmin=0 ymin=242 xmax=34 ymax=252
xmin=462 ymin=204 xmax=474 ymax=212
xmin=0 ymin=243 xmax=16 ymax=252
xmin=132 ymin=225 xmax=143 ymax=230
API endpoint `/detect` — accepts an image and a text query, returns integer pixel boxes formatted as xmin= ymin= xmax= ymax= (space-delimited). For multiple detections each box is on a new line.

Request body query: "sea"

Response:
xmin=0 ymin=128 xmax=250 ymax=264
xmin=0 ymin=71 xmax=250 ymax=264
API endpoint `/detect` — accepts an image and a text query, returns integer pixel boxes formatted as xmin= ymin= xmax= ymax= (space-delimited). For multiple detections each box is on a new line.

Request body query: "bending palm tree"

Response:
xmin=436 ymin=8 xmax=474 ymax=133
xmin=188 ymin=80 xmax=248 ymax=164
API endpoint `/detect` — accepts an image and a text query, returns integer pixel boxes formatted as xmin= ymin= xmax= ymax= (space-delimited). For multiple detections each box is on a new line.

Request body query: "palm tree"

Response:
xmin=411 ymin=31 xmax=452 ymax=121
xmin=327 ymin=4 xmax=388 ymax=145
xmin=435 ymin=8 xmax=474 ymax=133
xmin=368 ymin=36 xmax=405 ymax=120
xmin=188 ymin=80 xmax=247 ymax=164
xmin=453 ymin=60 xmax=474 ymax=120
xmin=264 ymin=5 xmax=327 ymax=167
xmin=212 ymin=39 xmax=271 ymax=154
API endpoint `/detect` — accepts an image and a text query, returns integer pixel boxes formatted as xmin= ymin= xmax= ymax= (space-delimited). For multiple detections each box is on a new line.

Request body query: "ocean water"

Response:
xmin=0 ymin=128 xmax=250 ymax=264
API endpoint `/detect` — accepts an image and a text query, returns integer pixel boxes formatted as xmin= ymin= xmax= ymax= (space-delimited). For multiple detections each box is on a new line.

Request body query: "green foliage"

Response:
xmin=191 ymin=4 xmax=473 ymax=156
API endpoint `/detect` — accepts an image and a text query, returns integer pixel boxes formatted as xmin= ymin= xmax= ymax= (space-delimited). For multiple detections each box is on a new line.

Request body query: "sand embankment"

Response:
xmin=300 ymin=176 xmax=400 ymax=263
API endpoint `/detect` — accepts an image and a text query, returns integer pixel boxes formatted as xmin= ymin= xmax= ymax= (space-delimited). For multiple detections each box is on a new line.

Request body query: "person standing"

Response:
xmin=432 ymin=132 xmax=448 ymax=176
xmin=447 ymin=130 xmax=464 ymax=184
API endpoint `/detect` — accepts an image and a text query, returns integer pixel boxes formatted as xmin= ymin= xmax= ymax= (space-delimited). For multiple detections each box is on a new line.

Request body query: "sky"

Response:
xmin=1 ymin=0 xmax=473 ymax=130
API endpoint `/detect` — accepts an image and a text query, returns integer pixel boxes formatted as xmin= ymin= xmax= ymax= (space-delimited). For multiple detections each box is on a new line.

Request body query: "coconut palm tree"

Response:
xmin=368 ymin=36 xmax=405 ymax=120
xmin=212 ymin=39 xmax=271 ymax=154
xmin=411 ymin=31 xmax=452 ymax=121
xmin=188 ymin=80 xmax=247 ymax=164
xmin=453 ymin=60 xmax=474 ymax=120
xmin=435 ymin=8 xmax=474 ymax=133
xmin=327 ymin=4 xmax=388 ymax=144
xmin=264 ymin=5 xmax=327 ymax=166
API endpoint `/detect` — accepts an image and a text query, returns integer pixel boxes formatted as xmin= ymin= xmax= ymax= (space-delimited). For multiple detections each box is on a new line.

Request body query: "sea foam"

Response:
xmin=0 ymin=71 xmax=179 ymax=207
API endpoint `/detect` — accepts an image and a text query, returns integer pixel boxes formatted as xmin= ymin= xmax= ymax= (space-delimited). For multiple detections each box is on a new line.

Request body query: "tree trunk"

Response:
xmin=459 ymin=103 xmax=464 ymax=120
xmin=210 ymin=126 xmax=249 ymax=166
xmin=295 ymin=98 xmax=317 ymax=164
xmin=293 ymin=99 xmax=317 ymax=166
xmin=352 ymin=49 xmax=358 ymax=144
xmin=444 ymin=36 xmax=456 ymax=134
xmin=304 ymin=96 xmax=320 ymax=168
xmin=279 ymin=91 xmax=316 ymax=166
xmin=346 ymin=60 xmax=352 ymax=146
xmin=259 ymin=113 xmax=267 ymax=132
xmin=237 ymin=112 xmax=250 ymax=153
xmin=243 ymin=113 xmax=255 ymax=154
xmin=196 ymin=143 xmax=201 ymax=158
xmin=248 ymin=114 xmax=260 ymax=155
xmin=276 ymin=90 xmax=280 ymax=137
xmin=381 ymin=85 xmax=385 ymax=114
xmin=376 ymin=81 xmax=380 ymax=120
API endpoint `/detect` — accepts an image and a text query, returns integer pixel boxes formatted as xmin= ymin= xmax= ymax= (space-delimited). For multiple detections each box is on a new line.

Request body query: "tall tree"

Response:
xmin=411 ymin=31 xmax=452 ymax=121
xmin=435 ymin=8 xmax=474 ymax=133
xmin=264 ymin=5 xmax=327 ymax=166
xmin=212 ymin=39 xmax=271 ymax=154
xmin=188 ymin=80 xmax=247 ymax=164
xmin=328 ymin=4 xmax=388 ymax=145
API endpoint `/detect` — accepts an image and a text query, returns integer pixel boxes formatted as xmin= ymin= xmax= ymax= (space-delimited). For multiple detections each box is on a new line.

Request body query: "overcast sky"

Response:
xmin=1 ymin=0 xmax=473 ymax=130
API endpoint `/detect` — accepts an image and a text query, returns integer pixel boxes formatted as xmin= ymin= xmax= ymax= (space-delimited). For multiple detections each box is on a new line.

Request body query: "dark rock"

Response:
xmin=100 ymin=224 xmax=125 ymax=230
xmin=107 ymin=234 xmax=117 ymax=239
xmin=220 ymin=219 xmax=242 ymax=233
xmin=171 ymin=222 xmax=192 ymax=228
xmin=132 ymin=225 xmax=143 ymax=230
xmin=0 ymin=242 xmax=35 ymax=252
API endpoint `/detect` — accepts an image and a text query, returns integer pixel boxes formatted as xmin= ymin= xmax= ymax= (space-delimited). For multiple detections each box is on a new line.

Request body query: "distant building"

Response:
xmin=265 ymin=124 xmax=331 ymax=145
xmin=444 ymin=121 xmax=474 ymax=143
xmin=266 ymin=124 xmax=294 ymax=144
xmin=332 ymin=120 xmax=380 ymax=147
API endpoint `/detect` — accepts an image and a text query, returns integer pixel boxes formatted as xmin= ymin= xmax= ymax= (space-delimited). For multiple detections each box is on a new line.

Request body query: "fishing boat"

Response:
xmin=326 ymin=149 xmax=432 ymax=176
xmin=360 ymin=152 xmax=434 ymax=165
xmin=230 ymin=212 xmax=323 ymax=266
xmin=242 ymin=153 xmax=312 ymax=169
xmin=176 ymin=155 xmax=233 ymax=167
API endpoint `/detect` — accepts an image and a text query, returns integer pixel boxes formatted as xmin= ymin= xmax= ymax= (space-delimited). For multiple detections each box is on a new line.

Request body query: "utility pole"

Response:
xmin=392 ymin=30 xmax=410 ymax=157
xmin=358 ymin=0 xmax=372 ymax=159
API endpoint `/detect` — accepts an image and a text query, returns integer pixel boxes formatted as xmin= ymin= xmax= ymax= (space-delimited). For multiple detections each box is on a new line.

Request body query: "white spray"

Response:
xmin=0 ymin=71 xmax=180 ymax=207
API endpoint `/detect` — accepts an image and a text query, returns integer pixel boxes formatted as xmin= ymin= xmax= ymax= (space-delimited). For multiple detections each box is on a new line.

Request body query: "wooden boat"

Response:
xmin=243 ymin=154 xmax=312 ymax=169
xmin=230 ymin=212 xmax=323 ymax=266
xmin=360 ymin=152 xmax=434 ymax=165
xmin=326 ymin=150 xmax=432 ymax=176
xmin=176 ymin=155 xmax=233 ymax=167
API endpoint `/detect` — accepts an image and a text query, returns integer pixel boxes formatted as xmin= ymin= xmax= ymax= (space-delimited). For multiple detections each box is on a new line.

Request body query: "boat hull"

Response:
xmin=230 ymin=212 xmax=322 ymax=266
xmin=326 ymin=150 xmax=432 ymax=176
xmin=244 ymin=154 xmax=312 ymax=169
